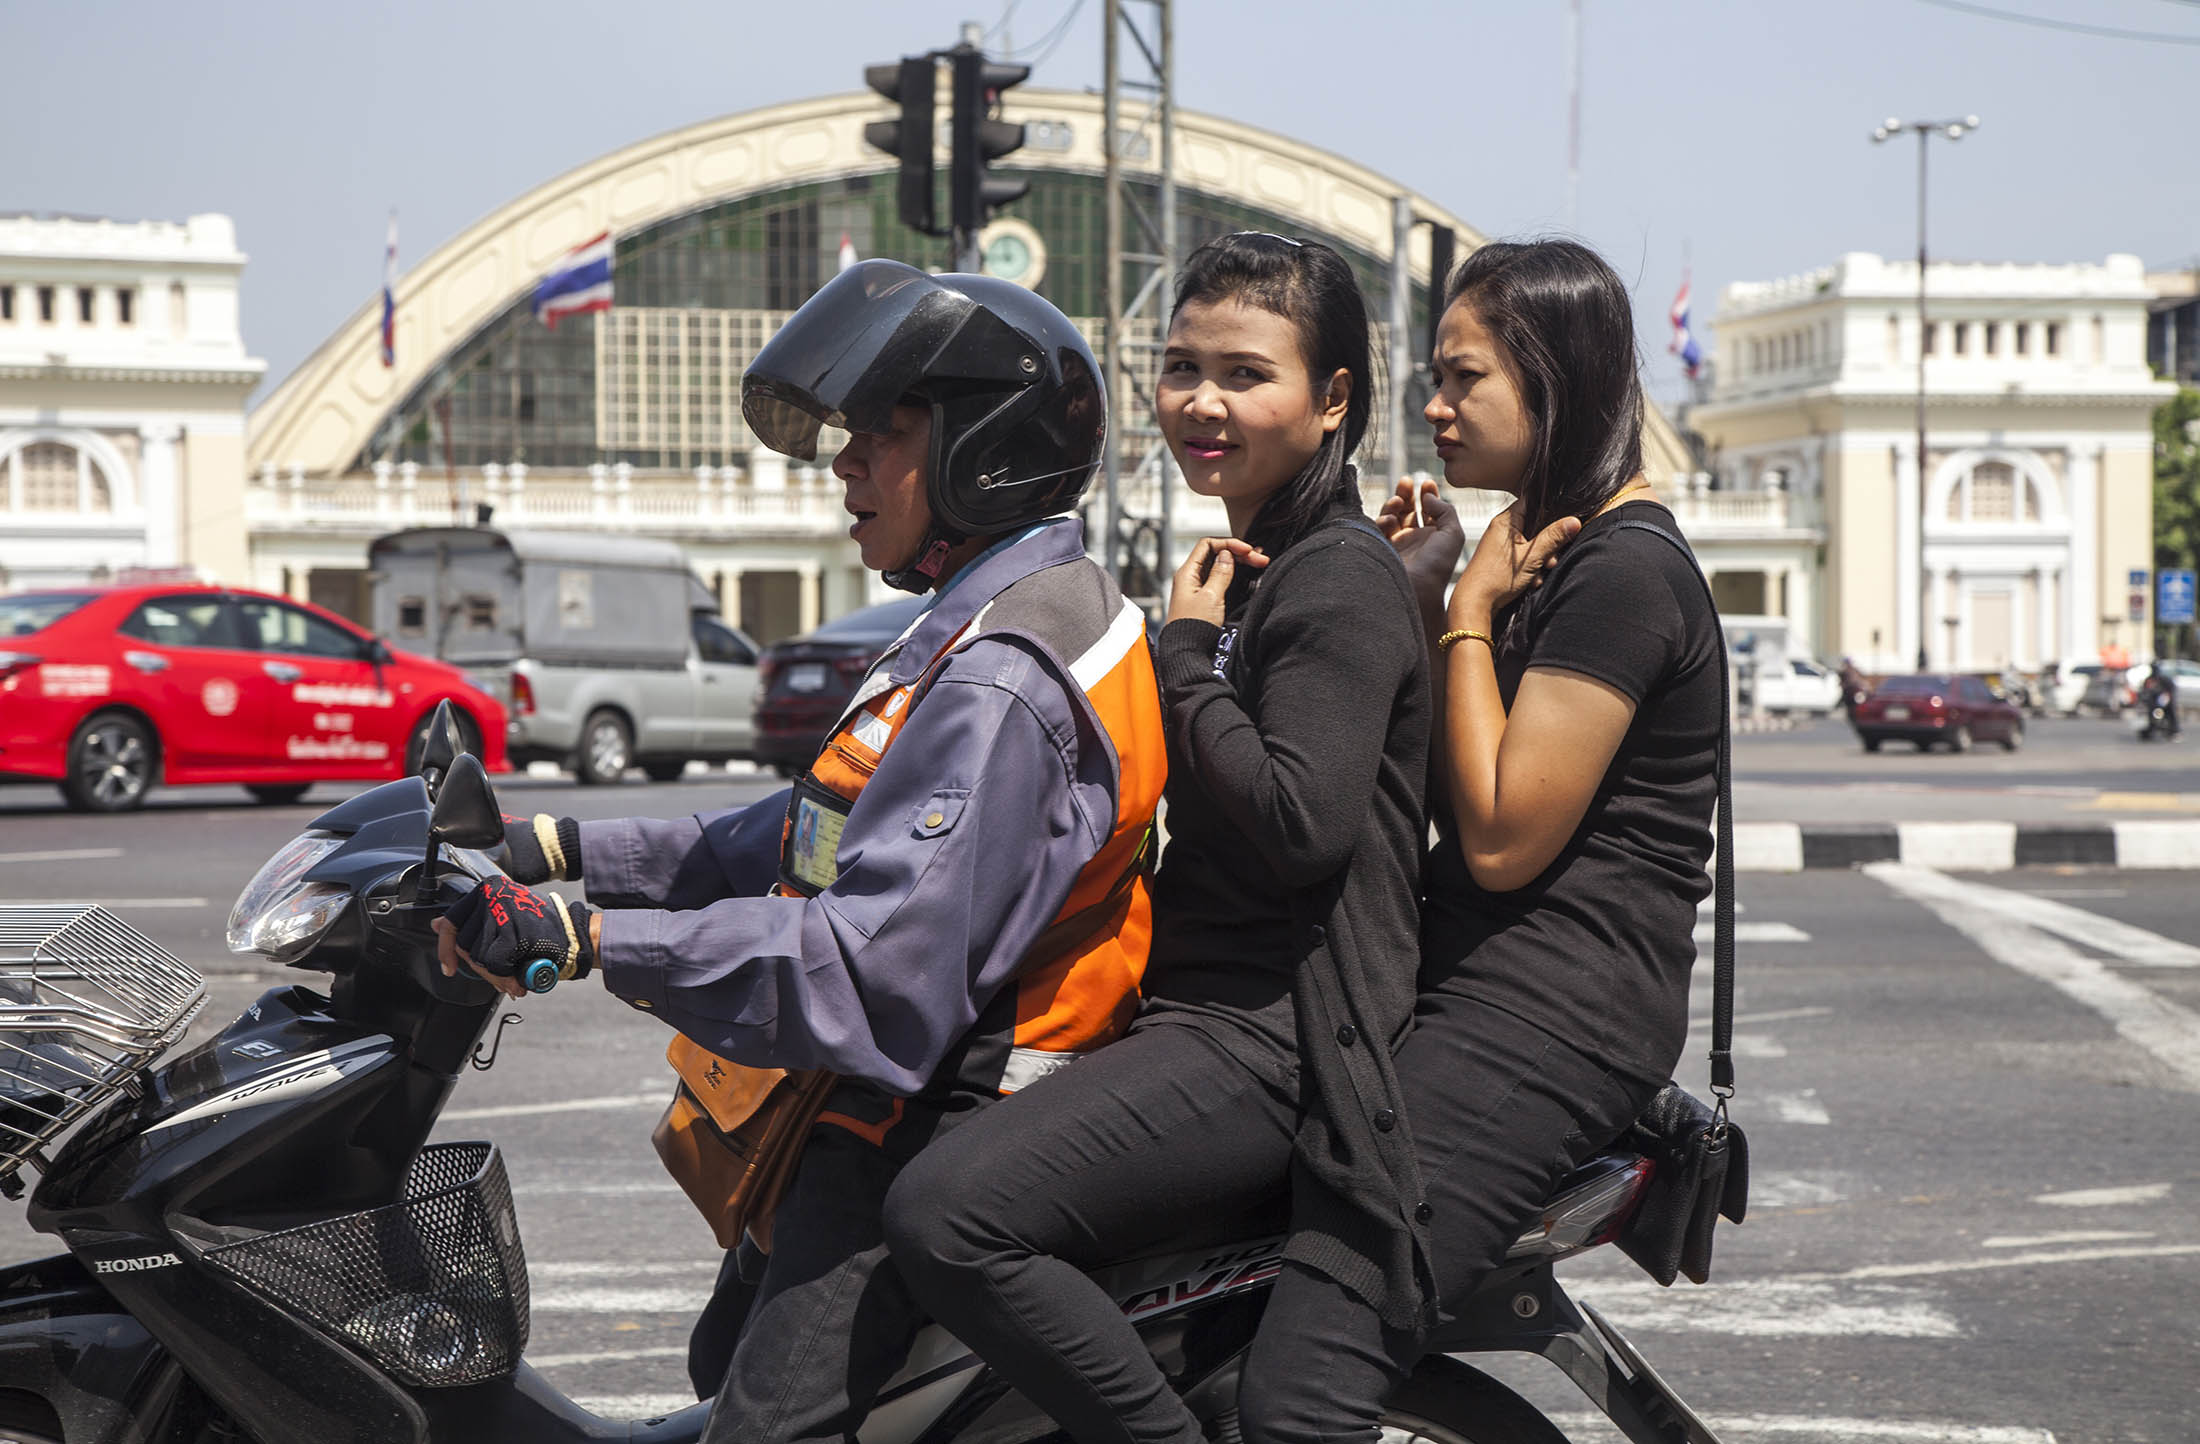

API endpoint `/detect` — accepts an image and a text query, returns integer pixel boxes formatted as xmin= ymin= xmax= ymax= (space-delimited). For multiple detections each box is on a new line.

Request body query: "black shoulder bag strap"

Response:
xmin=1612 ymin=517 xmax=1735 ymax=1113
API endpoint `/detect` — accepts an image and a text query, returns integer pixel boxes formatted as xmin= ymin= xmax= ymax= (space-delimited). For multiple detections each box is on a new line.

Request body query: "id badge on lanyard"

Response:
xmin=779 ymin=774 xmax=855 ymax=897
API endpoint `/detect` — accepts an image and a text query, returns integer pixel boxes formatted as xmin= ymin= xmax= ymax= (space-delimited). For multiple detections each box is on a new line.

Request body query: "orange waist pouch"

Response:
xmin=650 ymin=1033 xmax=838 ymax=1253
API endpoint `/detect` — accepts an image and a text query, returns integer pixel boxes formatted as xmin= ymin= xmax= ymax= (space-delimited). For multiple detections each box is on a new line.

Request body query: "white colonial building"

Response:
xmin=1690 ymin=252 xmax=2173 ymax=673
xmin=0 ymin=213 xmax=265 ymax=589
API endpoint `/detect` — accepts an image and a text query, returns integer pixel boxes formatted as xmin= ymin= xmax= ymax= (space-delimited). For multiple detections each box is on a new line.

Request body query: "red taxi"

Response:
xmin=0 ymin=584 xmax=508 ymax=812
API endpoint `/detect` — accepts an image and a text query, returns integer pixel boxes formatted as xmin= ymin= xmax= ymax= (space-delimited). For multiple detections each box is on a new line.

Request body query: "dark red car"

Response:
xmin=753 ymin=596 xmax=928 ymax=777
xmin=1851 ymin=673 xmax=2025 ymax=754
xmin=0 ymin=584 xmax=509 ymax=811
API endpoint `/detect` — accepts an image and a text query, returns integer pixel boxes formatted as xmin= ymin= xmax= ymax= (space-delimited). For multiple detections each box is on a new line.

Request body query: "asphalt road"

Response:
xmin=3 ymin=765 xmax=2197 ymax=1442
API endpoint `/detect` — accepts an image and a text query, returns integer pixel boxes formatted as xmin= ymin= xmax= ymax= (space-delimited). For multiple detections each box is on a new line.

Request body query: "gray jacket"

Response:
xmin=580 ymin=520 xmax=1124 ymax=1098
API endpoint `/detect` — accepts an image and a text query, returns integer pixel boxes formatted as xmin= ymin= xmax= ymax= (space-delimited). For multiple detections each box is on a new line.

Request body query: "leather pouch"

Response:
xmin=1615 ymin=1082 xmax=1750 ymax=1286
xmin=650 ymin=1034 xmax=837 ymax=1253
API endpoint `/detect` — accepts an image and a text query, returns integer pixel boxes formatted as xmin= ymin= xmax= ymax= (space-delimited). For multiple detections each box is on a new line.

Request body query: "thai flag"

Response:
xmin=379 ymin=212 xmax=397 ymax=368
xmin=534 ymin=232 xmax=614 ymax=330
xmin=838 ymin=230 xmax=858 ymax=273
xmin=1669 ymin=273 xmax=1703 ymax=378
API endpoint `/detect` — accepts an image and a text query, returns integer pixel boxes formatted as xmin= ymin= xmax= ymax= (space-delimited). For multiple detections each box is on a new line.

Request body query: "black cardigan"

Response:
xmin=1152 ymin=507 xmax=1434 ymax=1328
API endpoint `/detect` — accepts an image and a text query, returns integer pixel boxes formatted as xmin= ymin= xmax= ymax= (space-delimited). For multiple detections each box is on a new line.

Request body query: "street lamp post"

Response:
xmin=1873 ymin=114 xmax=1979 ymax=672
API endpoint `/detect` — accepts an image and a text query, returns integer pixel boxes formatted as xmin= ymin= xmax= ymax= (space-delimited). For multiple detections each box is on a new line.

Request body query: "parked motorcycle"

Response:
xmin=0 ymin=705 xmax=1727 ymax=1444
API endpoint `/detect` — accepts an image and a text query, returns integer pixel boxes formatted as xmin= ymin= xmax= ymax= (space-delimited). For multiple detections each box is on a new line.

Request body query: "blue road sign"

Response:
xmin=2161 ymin=569 xmax=2197 ymax=626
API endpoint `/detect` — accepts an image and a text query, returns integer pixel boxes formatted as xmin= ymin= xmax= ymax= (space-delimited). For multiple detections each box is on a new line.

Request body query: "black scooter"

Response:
xmin=0 ymin=708 xmax=1725 ymax=1444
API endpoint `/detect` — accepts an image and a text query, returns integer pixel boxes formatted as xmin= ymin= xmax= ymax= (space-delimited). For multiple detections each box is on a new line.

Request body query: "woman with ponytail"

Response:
xmin=881 ymin=231 xmax=1434 ymax=1444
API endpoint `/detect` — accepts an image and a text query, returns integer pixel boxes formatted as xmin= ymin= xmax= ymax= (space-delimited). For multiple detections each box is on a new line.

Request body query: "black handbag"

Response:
xmin=1608 ymin=517 xmax=1749 ymax=1287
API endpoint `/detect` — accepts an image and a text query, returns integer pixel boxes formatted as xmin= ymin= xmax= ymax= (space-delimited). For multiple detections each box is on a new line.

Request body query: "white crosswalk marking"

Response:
xmin=1868 ymin=864 xmax=2200 ymax=1089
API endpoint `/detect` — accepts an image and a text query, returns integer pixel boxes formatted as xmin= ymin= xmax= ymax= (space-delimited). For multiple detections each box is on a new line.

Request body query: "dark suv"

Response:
xmin=753 ymin=596 xmax=929 ymax=777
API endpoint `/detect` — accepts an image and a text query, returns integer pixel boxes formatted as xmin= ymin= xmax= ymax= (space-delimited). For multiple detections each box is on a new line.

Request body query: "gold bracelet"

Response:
xmin=1436 ymin=628 xmax=1493 ymax=652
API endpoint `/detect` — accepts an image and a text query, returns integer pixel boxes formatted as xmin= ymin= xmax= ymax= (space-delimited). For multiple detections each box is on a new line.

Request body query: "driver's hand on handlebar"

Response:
xmin=434 ymin=877 xmax=596 ymax=997
xmin=498 ymin=812 xmax=582 ymax=885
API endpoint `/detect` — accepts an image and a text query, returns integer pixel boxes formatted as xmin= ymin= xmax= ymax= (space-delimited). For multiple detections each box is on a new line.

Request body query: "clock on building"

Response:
xmin=976 ymin=217 xmax=1047 ymax=290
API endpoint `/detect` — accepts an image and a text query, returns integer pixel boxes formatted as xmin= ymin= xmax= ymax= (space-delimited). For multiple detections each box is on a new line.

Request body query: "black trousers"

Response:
xmin=883 ymin=1019 xmax=1301 ymax=1444
xmin=1237 ymin=992 xmax=1659 ymax=1444
xmin=689 ymin=1126 xmax=930 ymax=1444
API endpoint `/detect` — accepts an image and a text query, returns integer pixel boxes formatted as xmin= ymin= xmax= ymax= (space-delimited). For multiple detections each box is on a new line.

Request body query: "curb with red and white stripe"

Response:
xmin=1730 ymin=820 xmax=2200 ymax=872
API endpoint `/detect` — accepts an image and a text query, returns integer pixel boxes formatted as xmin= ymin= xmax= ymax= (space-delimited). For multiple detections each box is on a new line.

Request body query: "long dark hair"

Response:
xmin=1442 ymin=239 xmax=1645 ymax=540
xmin=1169 ymin=231 xmax=1373 ymax=550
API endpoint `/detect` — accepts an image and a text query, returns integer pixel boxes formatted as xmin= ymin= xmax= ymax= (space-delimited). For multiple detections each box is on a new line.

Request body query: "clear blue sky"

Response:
xmin=7 ymin=0 xmax=2195 ymax=414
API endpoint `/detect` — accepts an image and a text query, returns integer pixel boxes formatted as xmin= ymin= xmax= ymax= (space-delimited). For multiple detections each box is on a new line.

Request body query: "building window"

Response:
xmin=2091 ymin=314 xmax=2105 ymax=364
xmin=15 ymin=443 xmax=82 ymax=511
xmin=1984 ymin=322 xmax=1999 ymax=356
xmin=37 ymin=286 xmax=55 ymax=324
xmin=116 ymin=289 xmax=134 ymax=326
xmin=2045 ymin=322 xmax=2062 ymax=357
xmin=1887 ymin=314 xmax=1901 ymax=362
xmin=1946 ymin=459 xmax=2040 ymax=525
xmin=169 ymin=282 xmax=187 ymax=334
xmin=0 ymin=285 xmax=12 ymax=322
xmin=1952 ymin=322 xmax=1969 ymax=356
xmin=2015 ymin=321 xmax=2030 ymax=355
xmin=76 ymin=287 xmax=95 ymax=324
xmin=1923 ymin=322 xmax=1938 ymax=356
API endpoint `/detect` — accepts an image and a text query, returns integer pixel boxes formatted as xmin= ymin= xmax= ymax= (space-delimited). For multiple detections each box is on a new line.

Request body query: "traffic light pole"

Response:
xmin=1100 ymin=0 xmax=1175 ymax=609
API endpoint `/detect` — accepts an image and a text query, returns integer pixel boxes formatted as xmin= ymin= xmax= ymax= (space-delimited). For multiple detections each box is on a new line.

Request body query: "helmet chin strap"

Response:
xmin=881 ymin=523 xmax=964 ymax=595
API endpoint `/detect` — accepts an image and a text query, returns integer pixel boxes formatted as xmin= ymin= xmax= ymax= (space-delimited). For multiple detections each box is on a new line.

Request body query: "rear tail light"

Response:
xmin=758 ymin=655 xmax=781 ymax=688
xmin=511 ymin=672 xmax=535 ymax=716
xmin=1505 ymin=1154 xmax=1654 ymax=1261
xmin=0 ymin=652 xmax=39 ymax=691
xmin=832 ymin=653 xmax=874 ymax=683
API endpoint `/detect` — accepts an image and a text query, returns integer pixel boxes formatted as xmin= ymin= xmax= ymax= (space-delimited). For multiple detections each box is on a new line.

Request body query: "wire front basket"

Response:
xmin=0 ymin=905 xmax=207 ymax=1193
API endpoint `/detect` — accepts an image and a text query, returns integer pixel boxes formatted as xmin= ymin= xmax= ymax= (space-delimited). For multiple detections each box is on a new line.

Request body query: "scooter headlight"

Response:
xmin=227 ymin=833 xmax=348 ymax=962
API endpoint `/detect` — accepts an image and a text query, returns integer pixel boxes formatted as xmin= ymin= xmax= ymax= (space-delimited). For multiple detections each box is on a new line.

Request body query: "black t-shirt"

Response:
xmin=1422 ymin=501 xmax=1721 ymax=1085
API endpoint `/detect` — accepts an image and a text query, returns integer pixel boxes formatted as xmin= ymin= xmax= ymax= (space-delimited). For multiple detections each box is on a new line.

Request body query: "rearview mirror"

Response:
xmin=429 ymin=753 xmax=503 ymax=850
xmin=412 ymin=699 xmax=469 ymax=790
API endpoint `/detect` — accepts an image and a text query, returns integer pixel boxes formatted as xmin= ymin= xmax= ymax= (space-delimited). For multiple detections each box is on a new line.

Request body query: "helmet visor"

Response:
xmin=742 ymin=261 xmax=967 ymax=461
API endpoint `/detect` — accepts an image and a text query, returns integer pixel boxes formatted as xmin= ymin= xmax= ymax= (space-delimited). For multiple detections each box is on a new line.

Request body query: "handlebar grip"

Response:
xmin=520 ymin=960 xmax=560 ymax=994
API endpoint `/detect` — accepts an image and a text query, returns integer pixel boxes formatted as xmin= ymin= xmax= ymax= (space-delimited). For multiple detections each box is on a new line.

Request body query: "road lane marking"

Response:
xmin=1918 ymin=877 xmax=2200 ymax=968
xmin=1547 ymin=1414 xmax=2053 ymax=1443
xmin=533 ymin=1284 xmax=715 ymax=1313
xmin=534 ymin=1261 xmax=717 ymax=1278
xmin=9 ymin=897 xmax=209 ymax=909
xmin=509 ymin=1180 xmax=681 ymax=1196
xmin=0 ymin=847 xmax=124 ymax=863
xmin=1694 ymin=921 xmax=1812 ymax=944
xmin=569 ymin=1395 xmax=697 ymax=1420
xmin=443 ymin=1092 xmax=667 ymax=1121
xmin=1578 ymin=1278 xmax=1961 ymax=1338
xmin=1981 ymin=1231 xmax=2154 ymax=1249
xmin=529 ymin=1345 xmax=688 ymax=1368
xmin=1763 ymin=1090 xmax=1832 ymax=1124
xmin=1751 ymin=1175 xmax=1850 ymax=1208
xmin=1692 ymin=1006 xmax=1833 ymax=1029
xmin=2032 ymin=1182 xmax=2172 ymax=1207
xmin=1734 ymin=1034 xmax=1789 ymax=1058
xmin=1869 ymin=864 xmax=2200 ymax=1088
xmin=1825 ymin=1242 xmax=2200 ymax=1281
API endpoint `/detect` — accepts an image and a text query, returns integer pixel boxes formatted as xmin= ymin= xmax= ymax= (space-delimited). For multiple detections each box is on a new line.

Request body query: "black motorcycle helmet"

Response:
xmin=742 ymin=260 xmax=1106 ymax=592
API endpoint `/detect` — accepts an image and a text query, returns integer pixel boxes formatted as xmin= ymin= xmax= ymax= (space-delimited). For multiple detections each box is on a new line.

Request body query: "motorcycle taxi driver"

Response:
xmin=433 ymin=261 xmax=1167 ymax=1444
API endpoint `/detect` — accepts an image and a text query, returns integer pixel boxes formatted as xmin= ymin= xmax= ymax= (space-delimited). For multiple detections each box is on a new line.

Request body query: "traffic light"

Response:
xmin=949 ymin=46 xmax=1030 ymax=240
xmin=863 ymin=56 xmax=939 ymax=237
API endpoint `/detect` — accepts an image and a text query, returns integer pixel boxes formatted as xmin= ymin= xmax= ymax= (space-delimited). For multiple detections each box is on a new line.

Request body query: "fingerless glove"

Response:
xmin=500 ymin=813 xmax=582 ymax=884
xmin=445 ymin=876 xmax=597 ymax=983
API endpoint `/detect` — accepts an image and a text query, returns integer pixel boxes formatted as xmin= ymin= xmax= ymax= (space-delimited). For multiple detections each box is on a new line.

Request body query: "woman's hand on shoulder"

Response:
xmin=1449 ymin=502 xmax=1581 ymax=631
xmin=1376 ymin=480 xmax=1464 ymax=611
xmin=1167 ymin=536 xmax=1268 ymax=627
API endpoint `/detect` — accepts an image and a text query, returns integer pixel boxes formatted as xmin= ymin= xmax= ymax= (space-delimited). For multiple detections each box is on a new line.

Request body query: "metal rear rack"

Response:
xmin=0 ymin=905 xmax=207 ymax=1196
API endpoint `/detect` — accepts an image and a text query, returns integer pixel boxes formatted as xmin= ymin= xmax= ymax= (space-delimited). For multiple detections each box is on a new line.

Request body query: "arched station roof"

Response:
xmin=248 ymin=87 xmax=1688 ymax=480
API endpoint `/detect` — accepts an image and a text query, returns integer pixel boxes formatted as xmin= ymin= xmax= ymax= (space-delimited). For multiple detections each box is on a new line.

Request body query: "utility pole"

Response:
xmin=1099 ymin=0 xmax=1174 ymax=609
xmin=1873 ymin=113 xmax=1979 ymax=672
